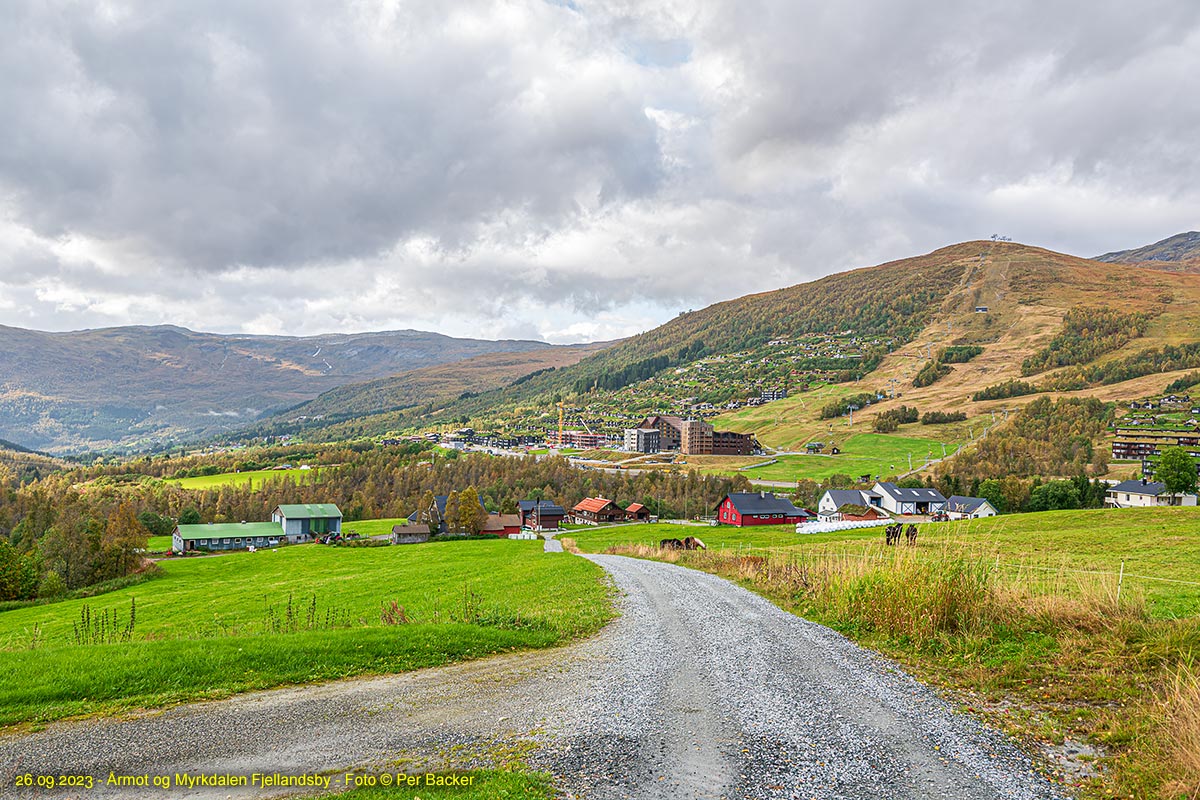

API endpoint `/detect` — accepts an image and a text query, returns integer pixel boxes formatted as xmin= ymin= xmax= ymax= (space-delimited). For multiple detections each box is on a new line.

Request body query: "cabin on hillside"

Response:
xmin=173 ymin=521 xmax=284 ymax=553
xmin=715 ymin=492 xmax=813 ymax=527
xmin=271 ymin=503 xmax=342 ymax=542
xmin=517 ymin=500 xmax=566 ymax=530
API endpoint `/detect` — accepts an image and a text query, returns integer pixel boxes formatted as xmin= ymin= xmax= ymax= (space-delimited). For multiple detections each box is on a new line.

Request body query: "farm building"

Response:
xmin=625 ymin=502 xmax=651 ymax=521
xmin=271 ymin=504 xmax=342 ymax=542
xmin=517 ymin=500 xmax=566 ymax=530
xmin=944 ymin=496 xmax=999 ymax=519
xmin=172 ymin=521 xmax=285 ymax=553
xmin=481 ymin=514 xmax=523 ymax=536
xmin=390 ymin=524 xmax=431 ymax=545
xmin=872 ymin=482 xmax=947 ymax=516
xmin=1105 ymin=479 xmax=1198 ymax=508
xmin=715 ymin=492 xmax=813 ymax=526
xmin=817 ymin=489 xmax=884 ymax=518
xmin=571 ymin=497 xmax=625 ymax=525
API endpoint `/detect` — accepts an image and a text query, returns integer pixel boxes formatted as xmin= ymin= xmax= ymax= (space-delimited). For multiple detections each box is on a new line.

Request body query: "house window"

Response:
xmin=199 ymin=539 xmax=207 ymax=545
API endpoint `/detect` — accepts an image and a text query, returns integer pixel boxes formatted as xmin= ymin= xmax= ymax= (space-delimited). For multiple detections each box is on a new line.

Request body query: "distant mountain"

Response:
xmin=0 ymin=325 xmax=558 ymax=452
xmin=255 ymin=341 xmax=612 ymax=439
xmin=1094 ymin=231 xmax=1200 ymax=272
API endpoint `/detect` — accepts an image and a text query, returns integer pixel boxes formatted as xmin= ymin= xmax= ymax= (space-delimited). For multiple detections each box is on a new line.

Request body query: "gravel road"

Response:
xmin=1 ymin=553 xmax=1065 ymax=800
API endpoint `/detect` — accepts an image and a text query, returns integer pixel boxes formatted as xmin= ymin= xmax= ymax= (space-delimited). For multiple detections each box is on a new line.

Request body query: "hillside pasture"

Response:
xmin=170 ymin=467 xmax=324 ymax=490
xmin=0 ymin=538 xmax=612 ymax=727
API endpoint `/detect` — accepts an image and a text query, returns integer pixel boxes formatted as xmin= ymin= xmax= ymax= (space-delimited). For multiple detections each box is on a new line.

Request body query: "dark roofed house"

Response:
xmin=517 ymin=500 xmax=566 ymax=530
xmin=1105 ymin=479 xmax=1198 ymax=508
xmin=944 ymin=495 xmax=998 ymax=519
xmin=716 ymin=492 xmax=813 ymax=527
xmin=817 ymin=489 xmax=884 ymax=520
xmin=872 ymin=482 xmax=947 ymax=516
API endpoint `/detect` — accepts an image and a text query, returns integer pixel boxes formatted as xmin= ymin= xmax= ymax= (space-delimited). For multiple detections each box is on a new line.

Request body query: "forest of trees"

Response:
xmin=972 ymin=379 xmax=1039 ymax=401
xmin=1041 ymin=342 xmax=1200 ymax=391
xmin=872 ymin=405 xmax=919 ymax=432
xmin=0 ymin=444 xmax=749 ymax=601
xmin=912 ymin=360 xmax=951 ymax=388
xmin=1020 ymin=307 xmax=1150 ymax=376
xmin=820 ymin=392 xmax=882 ymax=420
xmin=938 ymin=345 xmax=983 ymax=363
xmin=920 ymin=411 xmax=966 ymax=424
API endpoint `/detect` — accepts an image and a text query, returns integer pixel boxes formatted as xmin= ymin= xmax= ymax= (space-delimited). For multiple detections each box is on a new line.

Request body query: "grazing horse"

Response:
xmin=681 ymin=536 xmax=707 ymax=551
xmin=884 ymin=524 xmax=901 ymax=546
xmin=905 ymin=524 xmax=918 ymax=545
xmin=659 ymin=538 xmax=685 ymax=550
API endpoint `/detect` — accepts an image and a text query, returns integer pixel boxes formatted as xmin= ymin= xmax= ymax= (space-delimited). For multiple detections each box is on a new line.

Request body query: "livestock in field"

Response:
xmin=905 ymin=524 xmax=918 ymax=545
xmin=660 ymin=538 xmax=685 ymax=550
xmin=681 ymin=536 xmax=707 ymax=551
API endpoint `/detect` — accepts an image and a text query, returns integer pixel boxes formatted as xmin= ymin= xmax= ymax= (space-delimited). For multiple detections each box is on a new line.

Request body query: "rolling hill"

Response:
xmin=1095 ymin=231 xmax=1200 ymax=272
xmin=0 ymin=325 xmax=561 ymax=453
xmin=273 ymin=239 xmax=1200 ymax=466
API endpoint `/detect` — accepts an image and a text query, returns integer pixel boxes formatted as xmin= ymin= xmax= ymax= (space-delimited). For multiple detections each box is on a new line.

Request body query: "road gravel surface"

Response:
xmin=1 ymin=552 xmax=1065 ymax=800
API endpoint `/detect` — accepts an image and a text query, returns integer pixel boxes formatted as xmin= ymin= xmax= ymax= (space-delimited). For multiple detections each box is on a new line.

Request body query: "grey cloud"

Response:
xmin=1 ymin=1 xmax=1199 ymax=341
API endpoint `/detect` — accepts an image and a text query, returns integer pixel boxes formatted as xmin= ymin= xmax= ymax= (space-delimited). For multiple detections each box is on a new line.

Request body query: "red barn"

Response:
xmin=715 ymin=492 xmax=813 ymax=527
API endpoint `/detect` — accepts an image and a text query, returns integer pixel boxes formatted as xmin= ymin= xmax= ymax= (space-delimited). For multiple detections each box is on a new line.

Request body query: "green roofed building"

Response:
xmin=271 ymin=503 xmax=343 ymax=541
xmin=172 ymin=521 xmax=284 ymax=553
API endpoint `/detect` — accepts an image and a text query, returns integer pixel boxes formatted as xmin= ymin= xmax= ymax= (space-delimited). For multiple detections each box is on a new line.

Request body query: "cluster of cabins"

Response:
xmin=570 ymin=497 xmax=652 ymax=524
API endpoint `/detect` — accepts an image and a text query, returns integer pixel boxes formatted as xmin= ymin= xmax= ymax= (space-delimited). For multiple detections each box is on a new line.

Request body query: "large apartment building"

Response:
xmin=634 ymin=415 xmax=759 ymax=456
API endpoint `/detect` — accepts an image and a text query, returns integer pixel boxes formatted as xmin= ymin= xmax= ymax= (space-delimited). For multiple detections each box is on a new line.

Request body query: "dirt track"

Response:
xmin=1 ymin=554 xmax=1064 ymax=800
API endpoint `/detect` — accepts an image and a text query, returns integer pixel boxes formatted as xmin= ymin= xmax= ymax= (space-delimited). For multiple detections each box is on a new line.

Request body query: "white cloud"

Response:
xmin=1 ymin=1 xmax=1199 ymax=342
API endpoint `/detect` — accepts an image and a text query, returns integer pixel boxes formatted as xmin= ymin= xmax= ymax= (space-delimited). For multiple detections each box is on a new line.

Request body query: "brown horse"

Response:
xmin=905 ymin=524 xmax=918 ymax=545
xmin=681 ymin=536 xmax=707 ymax=551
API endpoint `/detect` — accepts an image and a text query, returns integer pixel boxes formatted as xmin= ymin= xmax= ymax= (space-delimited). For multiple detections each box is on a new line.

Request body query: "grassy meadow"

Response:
xmin=0 ymin=538 xmax=612 ymax=727
xmin=170 ymin=467 xmax=323 ymax=490
xmin=587 ymin=507 xmax=1200 ymax=798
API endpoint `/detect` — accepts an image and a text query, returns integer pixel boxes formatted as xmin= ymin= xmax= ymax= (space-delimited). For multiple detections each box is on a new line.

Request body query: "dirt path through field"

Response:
xmin=1 ymin=555 xmax=1064 ymax=800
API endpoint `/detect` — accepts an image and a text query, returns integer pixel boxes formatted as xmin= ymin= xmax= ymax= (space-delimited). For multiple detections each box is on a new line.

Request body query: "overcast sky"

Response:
xmin=2 ymin=1 xmax=1199 ymax=343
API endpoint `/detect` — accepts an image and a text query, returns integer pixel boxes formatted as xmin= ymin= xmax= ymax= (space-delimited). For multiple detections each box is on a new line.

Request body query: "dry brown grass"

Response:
xmin=1166 ymin=666 xmax=1200 ymax=800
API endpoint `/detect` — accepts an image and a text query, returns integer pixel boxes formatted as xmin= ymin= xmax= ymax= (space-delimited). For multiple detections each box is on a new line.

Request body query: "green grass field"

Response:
xmin=146 ymin=535 xmax=173 ymax=551
xmin=170 ymin=467 xmax=323 ymax=490
xmin=693 ymin=431 xmax=968 ymax=483
xmin=565 ymin=521 xmax=876 ymax=552
xmin=0 ymin=539 xmax=612 ymax=727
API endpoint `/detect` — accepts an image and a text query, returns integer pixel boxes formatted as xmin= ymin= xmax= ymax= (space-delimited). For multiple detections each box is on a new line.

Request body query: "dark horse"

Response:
xmin=905 ymin=524 xmax=918 ymax=545
xmin=681 ymin=536 xmax=707 ymax=551
xmin=884 ymin=524 xmax=901 ymax=546
xmin=659 ymin=538 xmax=685 ymax=550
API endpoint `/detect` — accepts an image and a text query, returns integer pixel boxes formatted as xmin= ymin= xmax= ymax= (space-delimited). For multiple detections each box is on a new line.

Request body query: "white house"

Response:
xmin=944 ymin=495 xmax=999 ymax=519
xmin=872 ymin=482 xmax=947 ymax=516
xmin=817 ymin=488 xmax=884 ymax=521
xmin=1105 ymin=479 xmax=1198 ymax=508
xmin=271 ymin=503 xmax=343 ymax=542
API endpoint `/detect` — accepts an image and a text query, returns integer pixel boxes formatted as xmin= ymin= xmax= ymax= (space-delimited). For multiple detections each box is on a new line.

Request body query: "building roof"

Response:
xmin=874 ymin=482 xmax=947 ymax=503
xmin=480 ymin=513 xmax=522 ymax=532
xmin=274 ymin=503 xmax=342 ymax=519
xmin=822 ymin=489 xmax=879 ymax=507
xmin=574 ymin=497 xmax=617 ymax=513
xmin=946 ymin=496 xmax=994 ymax=514
xmin=722 ymin=492 xmax=811 ymax=516
xmin=1108 ymin=480 xmax=1168 ymax=496
xmin=625 ymin=503 xmax=646 ymax=513
xmin=391 ymin=524 xmax=430 ymax=535
xmin=176 ymin=522 xmax=284 ymax=540
xmin=518 ymin=500 xmax=565 ymax=515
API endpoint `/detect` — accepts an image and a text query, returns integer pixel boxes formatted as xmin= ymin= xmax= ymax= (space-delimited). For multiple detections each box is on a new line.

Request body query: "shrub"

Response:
xmin=913 ymin=360 xmax=951 ymax=388
xmin=939 ymin=345 xmax=983 ymax=363
xmin=921 ymin=411 xmax=967 ymax=424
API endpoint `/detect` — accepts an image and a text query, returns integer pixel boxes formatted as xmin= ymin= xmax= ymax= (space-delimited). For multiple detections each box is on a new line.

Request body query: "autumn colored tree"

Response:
xmin=456 ymin=487 xmax=488 ymax=535
xmin=98 ymin=502 xmax=147 ymax=581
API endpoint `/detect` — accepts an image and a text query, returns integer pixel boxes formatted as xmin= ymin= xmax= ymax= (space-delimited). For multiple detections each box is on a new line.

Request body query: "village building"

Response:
xmin=481 ymin=513 xmax=523 ymax=537
xmin=390 ymin=524 xmax=431 ymax=545
xmin=406 ymin=494 xmax=489 ymax=534
xmin=1105 ymin=479 xmax=1198 ymax=508
xmin=517 ymin=500 xmax=566 ymax=530
xmin=571 ymin=497 xmax=625 ymax=525
xmin=624 ymin=502 xmax=651 ymax=521
xmin=172 ymin=521 xmax=285 ymax=553
xmin=624 ymin=427 xmax=661 ymax=454
xmin=271 ymin=503 xmax=343 ymax=542
xmin=637 ymin=414 xmax=685 ymax=450
xmin=871 ymin=482 xmax=947 ymax=516
xmin=1111 ymin=427 xmax=1200 ymax=476
xmin=817 ymin=489 xmax=884 ymax=517
xmin=944 ymin=496 xmax=999 ymax=519
xmin=715 ymin=492 xmax=813 ymax=526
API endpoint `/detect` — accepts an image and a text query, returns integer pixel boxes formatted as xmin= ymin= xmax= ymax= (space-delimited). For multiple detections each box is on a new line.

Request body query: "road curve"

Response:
xmin=1 ymin=554 xmax=1064 ymax=800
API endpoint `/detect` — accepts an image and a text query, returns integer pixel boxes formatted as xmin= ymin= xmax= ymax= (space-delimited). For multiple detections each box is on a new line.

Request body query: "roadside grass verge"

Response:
xmin=602 ymin=508 xmax=1200 ymax=799
xmin=0 ymin=540 xmax=613 ymax=728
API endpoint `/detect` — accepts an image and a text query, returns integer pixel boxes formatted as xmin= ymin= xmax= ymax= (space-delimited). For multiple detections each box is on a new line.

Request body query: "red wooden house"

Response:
xmin=571 ymin=497 xmax=625 ymax=525
xmin=715 ymin=492 xmax=813 ymax=527
xmin=625 ymin=502 xmax=651 ymax=521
